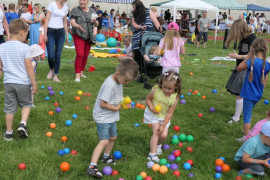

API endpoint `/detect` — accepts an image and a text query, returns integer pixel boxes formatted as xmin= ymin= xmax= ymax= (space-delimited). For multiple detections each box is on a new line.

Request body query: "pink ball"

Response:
xmin=118 ymin=178 xmax=125 ymax=180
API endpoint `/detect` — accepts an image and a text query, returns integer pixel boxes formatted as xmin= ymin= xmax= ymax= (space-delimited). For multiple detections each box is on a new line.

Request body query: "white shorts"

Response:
xmin=144 ymin=107 xmax=171 ymax=128
xmin=162 ymin=67 xmax=180 ymax=74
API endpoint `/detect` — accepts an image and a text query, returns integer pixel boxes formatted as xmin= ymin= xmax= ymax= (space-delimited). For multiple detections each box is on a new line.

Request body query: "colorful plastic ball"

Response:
xmin=215 ymin=166 xmax=222 ymax=172
xmin=41 ymin=85 xmax=45 ymax=89
xmin=163 ymin=144 xmax=170 ymax=150
xmin=197 ymin=93 xmax=201 ymax=96
xmin=152 ymin=164 xmax=160 ymax=172
xmin=219 ymin=157 xmax=225 ymax=162
xmin=136 ymin=175 xmax=143 ymax=180
xmin=245 ymin=174 xmax=253 ymax=179
xmin=55 ymin=107 xmax=61 ymax=113
xmin=65 ymin=120 xmax=72 ymax=126
xmin=60 ymin=162 xmax=70 ymax=172
xmin=18 ymin=163 xmax=26 ymax=170
xmin=187 ymin=147 xmax=193 ymax=152
xmin=215 ymin=159 xmax=224 ymax=166
xmin=48 ymin=111 xmax=54 ymax=115
xmin=160 ymin=165 xmax=168 ymax=174
xmin=75 ymin=96 xmax=81 ymax=101
xmin=123 ymin=50 xmax=127 ymax=54
xmin=221 ymin=164 xmax=230 ymax=172
xmin=77 ymin=90 xmax=83 ymax=96
xmin=134 ymin=123 xmax=140 ymax=127
xmin=173 ymin=170 xmax=181 ymax=177
xmin=264 ymin=100 xmax=269 ymax=104
xmin=112 ymin=170 xmax=119 ymax=176
xmin=178 ymin=142 xmax=183 ymax=147
xmin=71 ymin=150 xmax=77 ymax=155
xmin=170 ymin=163 xmax=178 ymax=170
xmin=188 ymin=92 xmax=191 ymax=95
xmin=72 ymin=114 xmax=78 ymax=119
xmin=145 ymin=177 xmax=152 ymax=180
xmin=235 ymin=176 xmax=242 ymax=180
xmin=188 ymin=173 xmax=194 ymax=178
xmin=58 ymin=150 xmax=65 ymax=156
xmin=189 ymin=72 xmax=193 ymax=76
xmin=48 ymin=86 xmax=53 ymax=90
xmin=50 ymin=123 xmax=56 ymax=129
xmin=49 ymin=90 xmax=55 ymax=95
xmin=46 ymin=132 xmax=53 ymax=137
xmin=180 ymin=99 xmax=186 ymax=104
xmin=183 ymin=162 xmax=191 ymax=170
xmin=202 ymin=95 xmax=206 ymax=99
xmin=173 ymin=150 xmax=181 ymax=157
xmin=96 ymin=33 xmax=105 ymax=42
xmin=154 ymin=105 xmax=162 ymax=112
xmin=172 ymin=138 xmax=179 ymax=145
xmin=61 ymin=136 xmax=68 ymax=142
xmin=186 ymin=135 xmax=194 ymax=142
xmin=159 ymin=159 xmax=167 ymax=166
xmin=173 ymin=125 xmax=180 ymax=132
xmin=212 ymin=89 xmax=218 ymax=93
xmin=180 ymin=95 xmax=184 ymax=99
xmin=54 ymin=102 xmax=59 ymax=107
xmin=107 ymin=37 xmax=117 ymax=47
xmin=45 ymin=96 xmax=50 ymax=100
xmin=85 ymin=106 xmax=90 ymax=110
xmin=198 ymin=113 xmax=203 ymax=118
xmin=118 ymin=178 xmax=125 ymax=180
xmin=103 ymin=166 xmax=112 ymax=175
xmin=179 ymin=134 xmax=186 ymax=141
xmin=139 ymin=172 xmax=147 ymax=179
xmin=214 ymin=173 xmax=222 ymax=179
xmin=166 ymin=163 xmax=170 ymax=168
xmin=87 ymin=93 xmax=91 ymax=96
xmin=187 ymin=160 xmax=193 ymax=166
xmin=168 ymin=154 xmax=176 ymax=161
xmin=176 ymin=157 xmax=181 ymax=162
xmin=173 ymin=135 xmax=178 ymax=139
xmin=64 ymin=148 xmax=70 ymax=154
xmin=59 ymin=91 xmax=64 ymax=95
xmin=147 ymin=161 xmax=154 ymax=168
xmin=209 ymin=107 xmax=215 ymax=112
xmin=113 ymin=151 xmax=122 ymax=160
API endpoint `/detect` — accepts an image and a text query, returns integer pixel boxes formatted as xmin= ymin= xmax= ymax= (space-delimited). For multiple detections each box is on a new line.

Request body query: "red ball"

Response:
xmin=82 ymin=93 xmax=86 ymax=96
xmin=71 ymin=150 xmax=77 ymax=155
xmin=87 ymin=93 xmax=91 ymax=96
xmin=85 ymin=106 xmax=90 ymax=110
xmin=173 ymin=150 xmax=181 ymax=157
xmin=188 ymin=89 xmax=192 ymax=92
xmin=173 ymin=125 xmax=180 ymax=132
xmin=187 ymin=159 xmax=193 ymax=166
xmin=187 ymin=147 xmax=193 ymax=152
xmin=111 ymin=170 xmax=119 ymax=176
xmin=18 ymin=163 xmax=26 ymax=170
xmin=54 ymin=102 xmax=59 ymax=107
xmin=145 ymin=176 xmax=153 ymax=180
xmin=178 ymin=142 xmax=183 ymax=147
xmin=173 ymin=170 xmax=181 ymax=177
xmin=197 ymin=113 xmax=203 ymax=118
xmin=235 ymin=176 xmax=242 ymax=180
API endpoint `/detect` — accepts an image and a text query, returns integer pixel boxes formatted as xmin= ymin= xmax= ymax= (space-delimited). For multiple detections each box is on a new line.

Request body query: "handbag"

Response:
xmin=78 ymin=7 xmax=96 ymax=44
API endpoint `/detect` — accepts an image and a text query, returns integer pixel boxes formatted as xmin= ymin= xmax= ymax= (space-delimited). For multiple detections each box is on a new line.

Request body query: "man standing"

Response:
xmin=96 ymin=5 xmax=103 ymax=34
xmin=223 ymin=15 xmax=233 ymax=49
xmin=196 ymin=11 xmax=211 ymax=48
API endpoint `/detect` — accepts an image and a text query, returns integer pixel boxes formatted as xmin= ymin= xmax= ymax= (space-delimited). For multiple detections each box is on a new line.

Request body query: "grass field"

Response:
xmin=0 ymin=39 xmax=270 ymax=180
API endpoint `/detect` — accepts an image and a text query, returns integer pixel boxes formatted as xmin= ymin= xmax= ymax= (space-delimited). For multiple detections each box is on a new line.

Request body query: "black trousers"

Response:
xmin=133 ymin=49 xmax=144 ymax=74
xmin=223 ymin=29 xmax=229 ymax=49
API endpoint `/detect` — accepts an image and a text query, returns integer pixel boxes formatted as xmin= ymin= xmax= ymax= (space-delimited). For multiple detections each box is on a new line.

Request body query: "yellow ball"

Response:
xmin=122 ymin=104 xmax=129 ymax=109
xmin=77 ymin=90 xmax=83 ymax=96
xmin=160 ymin=165 xmax=168 ymax=174
xmin=155 ymin=105 xmax=162 ymax=112
xmin=124 ymin=96 xmax=131 ymax=104
xmin=161 ymin=49 xmax=164 ymax=55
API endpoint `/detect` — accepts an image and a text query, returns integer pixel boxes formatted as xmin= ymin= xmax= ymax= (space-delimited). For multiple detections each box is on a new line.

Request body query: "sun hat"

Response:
xmin=168 ymin=22 xmax=179 ymax=31
xmin=29 ymin=44 xmax=44 ymax=58
xmin=261 ymin=121 xmax=270 ymax=137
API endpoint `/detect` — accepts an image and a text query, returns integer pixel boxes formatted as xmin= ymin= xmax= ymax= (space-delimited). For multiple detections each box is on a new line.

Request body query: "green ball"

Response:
xmin=179 ymin=134 xmax=186 ymax=141
xmin=186 ymin=135 xmax=194 ymax=142
xmin=159 ymin=158 xmax=168 ymax=166
xmin=176 ymin=157 xmax=181 ymax=161
xmin=245 ymin=174 xmax=253 ymax=179
xmin=106 ymin=37 xmax=117 ymax=47
xmin=136 ymin=175 xmax=143 ymax=180
xmin=197 ymin=93 xmax=201 ymax=96
xmin=172 ymin=138 xmax=179 ymax=145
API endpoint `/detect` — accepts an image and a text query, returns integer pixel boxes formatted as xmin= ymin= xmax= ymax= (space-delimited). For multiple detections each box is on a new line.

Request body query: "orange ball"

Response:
xmin=136 ymin=103 xmax=141 ymax=108
xmin=50 ymin=123 xmax=56 ymax=129
xmin=194 ymin=90 xmax=199 ymax=94
xmin=61 ymin=136 xmax=67 ymax=142
xmin=148 ymin=124 xmax=152 ymax=128
xmin=202 ymin=96 xmax=206 ymax=99
xmin=48 ymin=111 xmax=54 ymax=115
xmin=159 ymin=165 xmax=168 ymax=174
xmin=140 ymin=172 xmax=147 ymax=178
xmin=215 ymin=159 xmax=224 ymax=166
xmin=189 ymin=72 xmax=193 ymax=76
xmin=75 ymin=96 xmax=81 ymax=101
xmin=46 ymin=132 xmax=52 ymax=137
xmin=152 ymin=164 xmax=160 ymax=172
xmin=140 ymin=105 xmax=146 ymax=109
xmin=222 ymin=164 xmax=230 ymax=172
xmin=60 ymin=162 xmax=70 ymax=172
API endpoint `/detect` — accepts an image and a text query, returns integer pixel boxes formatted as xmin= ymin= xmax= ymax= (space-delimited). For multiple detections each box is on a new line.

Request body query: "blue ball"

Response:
xmin=183 ymin=162 xmax=191 ymax=170
xmin=123 ymin=50 xmax=127 ymax=54
xmin=166 ymin=163 xmax=170 ymax=168
xmin=64 ymin=148 xmax=70 ymax=154
xmin=180 ymin=95 xmax=184 ymax=99
xmin=59 ymin=91 xmax=64 ymax=95
xmin=57 ymin=150 xmax=65 ymax=156
xmin=131 ymin=102 xmax=135 ymax=107
xmin=214 ymin=173 xmax=222 ymax=179
xmin=66 ymin=120 xmax=72 ymax=126
xmin=173 ymin=135 xmax=178 ymax=139
xmin=96 ymin=33 xmax=105 ymax=42
xmin=45 ymin=96 xmax=50 ymax=100
xmin=264 ymin=100 xmax=269 ymax=105
xmin=113 ymin=151 xmax=122 ymax=159
xmin=41 ymin=85 xmax=45 ymax=89
xmin=212 ymin=89 xmax=218 ymax=93
xmin=72 ymin=114 xmax=78 ymax=119
xmin=135 ymin=123 xmax=139 ymax=127
xmin=188 ymin=92 xmax=191 ymax=95
xmin=219 ymin=157 xmax=225 ymax=162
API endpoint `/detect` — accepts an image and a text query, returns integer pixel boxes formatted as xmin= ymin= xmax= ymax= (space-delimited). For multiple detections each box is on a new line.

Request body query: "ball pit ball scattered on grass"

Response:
xmin=209 ymin=107 xmax=215 ymax=112
xmin=212 ymin=89 xmax=218 ymax=93
xmin=215 ymin=166 xmax=222 ymax=172
xmin=187 ymin=160 xmax=193 ymax=166
xmin=188 ymin=173 xmax=194 ymax=178
xmin=215 ymin=159 xmax=224 ymax=166
xmin=159 ymin=165 xmax=168 ymax=174
xmin=145 ymin=176 xmax=152 ymax=180
xmin=173 ymin=170 xmax=181 ymax=177
xmin=61 ymin=136 xmax=67 ymax=142
xmin=55 ymin=107 xmax=61 ymax=113
xmin=173 ymin=125 xmax=180 ymax=132
xmin=49 ymin=90 xmax=55 ymax=95
xmin=85 ymin=106 xmax=90 ymax=110
xmin=71 ymin=150 xmax=77 ymax=155
xmin=221 ymin=164 xmax=230 ymax=172
xmin=118 ymin=178 xmax=125 ymax=180
xmin=134 ymin=123 xmax=140 ymax=127
xmin=152 ymin=164 xmax=160 ymax=172
xmin=87 ymin=93 xmax=91 ymax=96
xmin=173 ymin=150 xmax=181 ymax=157
xmin=183 ymin=162 xmax=191 ymax=170
xmin=147 ymin=161 xmax=154 ymax=168
xmin=45 ymin=96 xmax=50 ymax=100
xmin=59 ymin=91 xmax=64 ymax=95
xmin=173 ymin=135 xmax=178 ymax=139
xmin=180 ymin=99 xmax=186 ymax=104
xmin=139 ymin=172 xmax=147 ymax=178
xmin=172 ymin=138 xmax=179 ymax=145
xmin=187 ymin=147 xmax=193 ymax=152
xmin=64 ymin=148 xmax=70 ymax=154
xmin=176 ymin=157 xmax=181 ymax=162
xmin=88 ymin=65 xmax=95 ymax=72
xmin=65 ymin=120 xmax=72 ymax=126
xmin=219 ymin=157 xmax=225 ymax=162
xmin=41 ymin=85 xmax=45 ymax=89
xmin=214 ymin=172 xmax=222 ymax=179
xmin=179 ymin=134 xmax=186 ymax=141
xmin=235 ymin=176 xmax=242 ymax=180
xmin=75 ymin=96 xmax=81 ymax=101
xmin=168 ymin=154 xmax=176 ymax=162
xmin=198 ymin=113 xmax=203 ymax=118
xmin=60 ymin=162 xmax=70 ymax=172
xmin=103 ymin=166 xmax=112 ymax=175
xmin=48 ymin=86 xmax=53 ymax=90
xmin=180 ymin=95 xmax=184 ymax=99
xmin=178 ymin=142 xmax=183 ymax=147
xmin=46 ymin=132 xmax=52 ymax=137
xmin=163 ymin=144 xmax=170 ymax=150
xmin=112 ymin=170 xmax=119 ymax=176
xmin=166 ymin=163 xmax=170 ymax=168
xmin=197 ymin=93 xmax=201 ymax=96
xmin=136 ymin=175 xmax=143 ymax=180
xmin=77 ymin=90 xmax=83 ymax=96
xmin=170 ymin=163 xmax=178 ymax=170
xmin=245 ymin=174 xmax=253 ymax=179
xmin=159 ymin=159 xmax=167 ymax=166
xmin=113 ymin=151 xmax=122 ymax=160
xmin=18 ymin=163 xmax=26 ymax=170
xmin=72 ymin=114 xmax=78 ymax=119
xmin=54 ymin=102 xmax=59 ymax=107
xmin=58 ymin=150 xmax=65 ymax=156
xmin=50 ymin=123 xmax=56 ymax=129
xmin=48 ymin=111 xmax=54 ymax=115
xmin=186 ymin=135 xmax=194 ymax=142
xmin=202 ymin=95 xmax=206 ymax=99
xmin=188 ymin=92 xmax=191 ymax=95
xmin=189 ymin=72 xmax=193 ymax=76
xmin=264 ymin=100 xmax=269 ymax=104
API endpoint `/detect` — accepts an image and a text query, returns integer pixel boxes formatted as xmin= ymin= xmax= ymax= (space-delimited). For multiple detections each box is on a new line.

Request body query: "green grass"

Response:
xmin=0 ymin=39 xmax=270 ymax=180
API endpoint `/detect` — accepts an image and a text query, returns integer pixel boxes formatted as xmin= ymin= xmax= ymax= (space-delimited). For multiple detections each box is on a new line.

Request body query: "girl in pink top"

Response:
xmin=157 ymin=22 xmax=185 ymax=74
xmin=244 ymin=109 xmax=270 ymax=141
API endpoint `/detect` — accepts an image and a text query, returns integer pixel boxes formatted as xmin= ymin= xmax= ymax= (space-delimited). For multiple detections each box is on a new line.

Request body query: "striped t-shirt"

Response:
xmin=93 ymin=75 xmax=123 ymax=123
xmin=0 ymin=41 xmax=31 ymax=85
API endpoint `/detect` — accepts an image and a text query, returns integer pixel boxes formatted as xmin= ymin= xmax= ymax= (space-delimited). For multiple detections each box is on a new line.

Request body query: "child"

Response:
xmin=244 ymin=109 xmax=270 ymax=141
xmin=86 ymin=59 xmax=139 ymax=178
xmin=0 ymin=19 xmax=37 ymax=140
xmin=5 ymin=3 xmax=19 ymax=24
xmin=118 ymin=36 xmax=133 ymax=61
xmin=39 ymin=19 xmax=45 ymax=59
xmin=114 ymin=11 xmax=120 ymax=27
xmin=143 ymin=45 xmax=161 ymax=63
xmin=20 ymin=3 xmax=31 ymax=42
xmin=187 ymin=23 xmax=195 ymax=44
xmin=144 ymin=71 xmax=181 ymax=162
xmin=157 ymin=22 xmax=185 ymax=74
xmin=234 ymin=121 xmax=270 ymax=176
xmin=237 ymin=38 xmax=270 ymax=141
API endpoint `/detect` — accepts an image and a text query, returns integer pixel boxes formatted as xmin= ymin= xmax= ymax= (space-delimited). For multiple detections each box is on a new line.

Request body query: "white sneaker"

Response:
xmin=228 ymin=118 xmax=240 ymax=124
xmin=147 ymin=154 xmax=160 ymax=163
xmin=80 ymin=75 xmax=87 ymax=78
xmin=235 ymin=136 xmax=245 ymax=142
xmin=75 ymin=78 xmax=80 ymax=82
xmin=157 ymin=145 xmax=162 ymax=156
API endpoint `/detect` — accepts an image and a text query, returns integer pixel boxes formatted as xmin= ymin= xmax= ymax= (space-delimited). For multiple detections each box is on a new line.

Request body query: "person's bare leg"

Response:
xmin=6 ymin=114 xmax=14 ymax=132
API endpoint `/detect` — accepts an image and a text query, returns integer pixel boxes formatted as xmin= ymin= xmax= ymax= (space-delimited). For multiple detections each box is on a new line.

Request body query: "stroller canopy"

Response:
xmin=140 ymin=32 xmax=164 ymax=56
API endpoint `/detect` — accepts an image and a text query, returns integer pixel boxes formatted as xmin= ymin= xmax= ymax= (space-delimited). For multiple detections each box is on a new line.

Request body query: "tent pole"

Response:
xmin=174 ymin=6 xmax=176 ymax=22
xmin=214 ymin=11 xmax=218 ymax=46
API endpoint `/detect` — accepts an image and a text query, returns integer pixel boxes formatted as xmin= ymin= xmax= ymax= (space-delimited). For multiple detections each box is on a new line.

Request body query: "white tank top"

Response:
xmin=0 ymin=7 xmax=4 ymax=35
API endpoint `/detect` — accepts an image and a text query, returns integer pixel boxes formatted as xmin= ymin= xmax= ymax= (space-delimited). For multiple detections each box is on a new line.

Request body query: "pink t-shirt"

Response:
xmin=244 ymin=119 xmax=268 ymax=141
xmin=159 ymin=37 xmax=184 ymax=67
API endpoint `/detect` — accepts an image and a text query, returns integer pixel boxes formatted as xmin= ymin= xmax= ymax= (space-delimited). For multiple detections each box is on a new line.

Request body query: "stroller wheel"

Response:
xmin=137 ymin=76 xmax=144 ymax=83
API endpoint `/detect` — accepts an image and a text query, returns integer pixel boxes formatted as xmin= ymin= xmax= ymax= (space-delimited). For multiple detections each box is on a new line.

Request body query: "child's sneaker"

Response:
xmin=157 ymin=145 xmax=162 ymax=156
xmin=147 ymin=154 xmax=160 ymax=163
xmin=4 ymin=132 xmax=13 ymax=141
xmin=235 ymin=136 xmax=245 ymax=142
xmin=102 ymin=156 xmax=116 ymax=165
xmin=17 ymin=123 xmax=28 ymax=138
xmin=86 ymin=166 xmax=103 ymax=179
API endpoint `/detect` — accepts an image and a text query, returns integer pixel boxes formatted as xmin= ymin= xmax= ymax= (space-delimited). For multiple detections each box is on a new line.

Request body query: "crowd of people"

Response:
xmin=1 ymin=0 xmax=270 ymax=178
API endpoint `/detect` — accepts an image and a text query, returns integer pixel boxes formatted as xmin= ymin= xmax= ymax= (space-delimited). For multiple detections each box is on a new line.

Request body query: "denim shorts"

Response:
xmin=197 ymin=32 xmax=208 ymax=42
xmin=96 ymin=122 xmax=117 ymax=140
xmin=243 ymin=99 xmax=258 ymax=123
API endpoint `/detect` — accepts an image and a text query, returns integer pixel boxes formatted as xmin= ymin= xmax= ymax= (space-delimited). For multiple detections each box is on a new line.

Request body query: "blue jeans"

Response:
xmin=46 ymin=28 xmax=65 ymax=75
xmin=0 ymin=35 xmax=5 ymax=44
xmin=243 ymin=99 xmax=258 ymax=123
xmin=96 ymin=122 xmax=117 ymax=140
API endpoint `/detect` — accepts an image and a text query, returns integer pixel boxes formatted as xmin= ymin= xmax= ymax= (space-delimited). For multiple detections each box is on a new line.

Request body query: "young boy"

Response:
xmin=20 ymin=3 xmax=32 ymax=43
xmin=0 ymin=19 xmax=37 ymax=140
xmin=86 ymin=59 xmax=139 ymax=178
xmin=234 ymin=121 xmax=270 ymax=176
xmin=5 ymin=3 xmax=19 ymax=24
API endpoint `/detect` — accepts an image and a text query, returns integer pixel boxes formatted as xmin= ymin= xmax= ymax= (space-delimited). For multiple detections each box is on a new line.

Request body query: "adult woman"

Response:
xmin=107 ymin=9 xmax=114 ymax=32
xmin=16 ymin=0 xmax=23 ymax=16
xmin=225 ymin=19 xmax=256 ymax=124
xmin=70 ymin=0 xmax=98 ymax=82
xmin=131 ymin=0 xmax=161 ymax=81
xmin=176 ymin=10 xmax=181 ymax=24
xmin=180 ymin=13 xmax=189 ymax=30
xmin=0 ymin=4 xmax=10 ymax=44
xmin=44 ymin=0 xmax=69 ymax=82
xmin=29 ymin=3 xmax=44 ymax=45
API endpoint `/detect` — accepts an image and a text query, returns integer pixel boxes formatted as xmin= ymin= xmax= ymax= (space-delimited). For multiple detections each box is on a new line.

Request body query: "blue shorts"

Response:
xmin=243 ymin=99 xmax=258 ymax=123
xmin=96 ymin=122 xmax=117 ymax=140
xmin=197 ymin=32 xmax=208 ymax=42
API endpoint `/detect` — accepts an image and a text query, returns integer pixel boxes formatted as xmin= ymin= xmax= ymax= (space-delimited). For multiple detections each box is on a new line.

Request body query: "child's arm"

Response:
xmin=180 ymin=42 xmax=185 ymax=55
xmin=0 ymin=59 xmax=3 ymax=78
xmin=264 ymin=74 xmax=268 ymax=88
xmin=146 ymin=89 xmax=158 ymax=114
xmin=242 ymin=152 xmax=270 ymax=168
xmin=100 ymin=100 xmax=121 ymax=112
xmin=156 ymin=46 xmax=162 ymax=56
xmin=25 ymin=58 xmax=37 ymax=94
xmin=237 ymin=59 xmax=248 ymax=72
xmin=144 ymin=54 xmax=150 ymax=62
xmin=39 ymin=30 xmax=42 ymax=45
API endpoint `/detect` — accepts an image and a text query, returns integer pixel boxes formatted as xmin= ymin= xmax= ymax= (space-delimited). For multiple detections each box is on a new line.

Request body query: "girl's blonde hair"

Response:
xmin=16 ymin=0 xmax=24 ymax=11
xmin=225 ymin=19 xmax=250 ymax=47
xmin=149 ymin=45 xmax=158 ymax=54
xmin=34 ymin=3 xmax=42 ymax=14
xmin=123 ymin=35 xmax=131 ymax=42
xmin=163 ymin=30 xmax=180 ymax=51
xmin=248 ymin=38 xmax=268 ymax=84
xmin=158 ymin=70 xmax=182 ymax=96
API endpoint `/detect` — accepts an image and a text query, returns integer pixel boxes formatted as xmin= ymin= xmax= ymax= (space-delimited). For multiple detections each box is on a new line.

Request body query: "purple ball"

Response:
xmin=48 ymin=86 xmax=53 ymax=90
xmin=215 ymin=165 xmax=222 ymax=172
xmin=168 ymin=154 xmax=176 ymax=162
xmin=209 ymin=107 xmax=215 ymax=112
xmin=147 ymin=161 xmax=154 ymax=168
xmin=180 ymin=99 xmax=186 ymax=104
xmin=163 ymin=144 xmax=170 ymax=150
xmin=188 ymin=173 xmax=194 ymax=178
xmin=170 ymin=163 xmax=178 ymax=170
xmin=103 ymin=166 xmax=112 ymax=175
xmin=55 ymin=107 xmax=61 ymax=113
xmin=49 ymin=90 xmax=55 ymax=95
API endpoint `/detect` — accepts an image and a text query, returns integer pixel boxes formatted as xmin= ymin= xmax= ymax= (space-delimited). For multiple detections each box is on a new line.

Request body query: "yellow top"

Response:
xmin=152 ymin=85 xmax=177 ymax=118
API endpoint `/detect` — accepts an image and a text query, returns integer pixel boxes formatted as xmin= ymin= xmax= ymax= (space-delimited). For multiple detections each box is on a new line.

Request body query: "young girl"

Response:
xmin=107 ymin=9 xmax=114 ymax=32
xmin=39 ymin=19 xmax=45 ymax=59
xmin=114 ymin=11 xmax=120 ymax=27
xmin=157 ymin=22 xmax=185 ymax=74
xmin=237 ymin=38 xmax=270 ymax=141
xmin=118 ymin=36 xmax=133 ymax=61
xmin=144 ymin=71 xmax=181 ymax=163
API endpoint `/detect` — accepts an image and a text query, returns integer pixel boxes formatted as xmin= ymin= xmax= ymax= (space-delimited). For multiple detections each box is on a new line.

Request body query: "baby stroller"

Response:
xmin=139 ymin=31 xmax=163 ymax=89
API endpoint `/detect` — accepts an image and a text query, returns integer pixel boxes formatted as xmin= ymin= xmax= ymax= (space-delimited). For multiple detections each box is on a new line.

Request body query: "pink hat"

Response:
xmin=168 ymin=22 xmax=179 ymax=31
